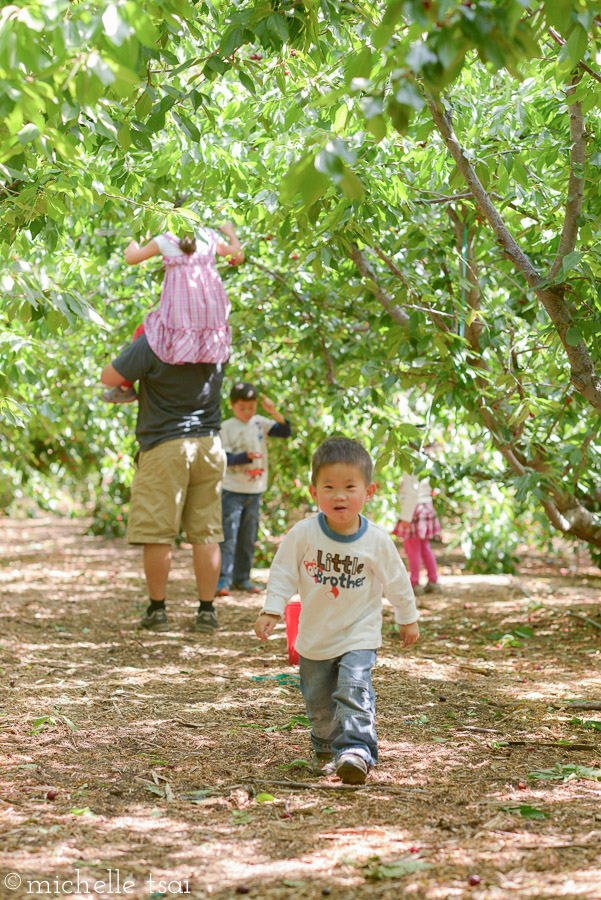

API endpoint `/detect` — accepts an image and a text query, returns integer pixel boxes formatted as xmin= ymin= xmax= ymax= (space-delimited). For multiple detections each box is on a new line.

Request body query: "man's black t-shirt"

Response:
xmin=112 ymin=336 xmax=224 ymax=452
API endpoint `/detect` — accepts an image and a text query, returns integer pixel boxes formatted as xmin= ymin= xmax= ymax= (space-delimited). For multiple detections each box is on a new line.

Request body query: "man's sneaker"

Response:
xmin=192 ymin=610 xmax=219 ymax=633
xmin=101 ymin=385 xmax=138 ymax=404
xmin=424 ymin=581 xmax=442 ymax=594
xmin=139 ymin=609 xmax=169 ymax=632
xmin=336 ymin=752 xmax=369 ymax=785
xmin=233 ymin=581 xmax=262 ymax=594
xmin=311 ymin=752 xmax=335 ymax=776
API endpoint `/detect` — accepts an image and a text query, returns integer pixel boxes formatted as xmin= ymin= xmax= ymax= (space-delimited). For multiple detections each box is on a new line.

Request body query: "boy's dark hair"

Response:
xmin=230 ymin=381 xmax=259 ymax=403
xmin=179 ymin=234 xmax=197 ymax=255
xmin=311 ymin=437 xmax=373 ymax=486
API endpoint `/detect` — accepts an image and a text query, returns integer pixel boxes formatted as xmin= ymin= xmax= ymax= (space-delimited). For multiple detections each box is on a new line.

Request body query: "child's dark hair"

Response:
xmin=230 ymin=381 xmax=259 ymax=403
xmin=311 ymin=437 xmax=373 ymax=486
xmin=179 ymin=234 xmax=196 ymax=255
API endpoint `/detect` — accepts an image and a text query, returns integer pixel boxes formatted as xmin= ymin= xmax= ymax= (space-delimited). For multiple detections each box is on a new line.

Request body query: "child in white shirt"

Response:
xmin=255 ymin=436 xmax=419 ymax=785
xmin=217 ymin=382 xmax=292 ymax=595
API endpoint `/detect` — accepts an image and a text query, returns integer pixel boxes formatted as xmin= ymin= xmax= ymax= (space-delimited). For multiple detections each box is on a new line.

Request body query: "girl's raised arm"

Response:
xmin=124 ymin=239 xmax=161 ymax=265
xmin=216 ymin=222 xmax=244 ymax=264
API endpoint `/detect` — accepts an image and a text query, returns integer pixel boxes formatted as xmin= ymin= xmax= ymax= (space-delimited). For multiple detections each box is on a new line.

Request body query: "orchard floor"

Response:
xmin=1 ymin=517 xmax=601 ymax=900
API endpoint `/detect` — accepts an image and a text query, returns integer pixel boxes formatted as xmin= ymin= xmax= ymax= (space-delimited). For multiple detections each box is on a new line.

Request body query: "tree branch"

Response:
xmin=548 ymin=27 xmax=601 ymax=84
xmin=372 ymin=246 xmax=451 ymax=332
xmin=447 ymin=207 xmax=482 ymax=347
xmin=427 ymin=95 xmax=601 ymax=411
xmin=548 ymin=76 xmax=585 ymax=280
xmin=348 ymin=243 xmax=410 ymax=325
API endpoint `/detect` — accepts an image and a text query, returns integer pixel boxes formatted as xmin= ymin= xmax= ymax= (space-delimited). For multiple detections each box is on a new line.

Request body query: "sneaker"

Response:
xmin=424 ymin=581 xmax=442 ymax=594
xmin=192 ymin=609 xmax=219 ymax=633
xmin=310 ymin=752 xmax=335 ymax=776
xmin=232 ymin=581 xmax=262 ymax=594
xmin=215 ymin=578 xmax=231 ymax=597
xmin=336 ymin=752 xmax=369 ymax=785
xmin=101 ymin=385 xmax=138 ymax=404
xmin=139 ymin=609 xmax=169 ymax=632
xmin=412 ymin=584 xmax=425 ymax=596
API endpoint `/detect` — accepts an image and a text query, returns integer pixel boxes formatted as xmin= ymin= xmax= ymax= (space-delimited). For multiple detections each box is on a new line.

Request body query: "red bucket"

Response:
xmin=285 ymin=601 xmax=301 ymax=665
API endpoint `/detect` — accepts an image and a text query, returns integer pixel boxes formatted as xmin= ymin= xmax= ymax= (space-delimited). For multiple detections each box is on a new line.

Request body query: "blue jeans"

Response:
xmin=219 ymin=490 xmax=262 ymax=586
xmin=299 ymin=649 xmax=378 ymax=767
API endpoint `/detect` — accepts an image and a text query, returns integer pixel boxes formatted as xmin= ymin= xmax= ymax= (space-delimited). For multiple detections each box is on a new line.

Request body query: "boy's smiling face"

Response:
xmin=231 ymin=398 xmax=257 ymax=423
xmin=309 ymin=463 xmax=375 ymax=535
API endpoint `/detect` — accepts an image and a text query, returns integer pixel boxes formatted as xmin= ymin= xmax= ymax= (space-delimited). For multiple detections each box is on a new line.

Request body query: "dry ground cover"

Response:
xmin=1 ymin=516 xmax=601 ymax=900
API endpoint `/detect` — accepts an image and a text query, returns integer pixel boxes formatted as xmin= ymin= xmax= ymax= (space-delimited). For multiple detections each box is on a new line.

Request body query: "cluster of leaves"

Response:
xmin=2 ymin=0 xmax=601 ymax=564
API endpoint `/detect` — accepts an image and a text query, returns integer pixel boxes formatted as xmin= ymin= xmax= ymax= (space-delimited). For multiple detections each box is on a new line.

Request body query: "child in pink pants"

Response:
xmin=392 ymin=473 xmax=442 ymax=595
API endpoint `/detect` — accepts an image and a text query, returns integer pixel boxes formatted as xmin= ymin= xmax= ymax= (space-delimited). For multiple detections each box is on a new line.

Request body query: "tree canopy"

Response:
xmin=2 ymin=0 xmax=601 ymax=564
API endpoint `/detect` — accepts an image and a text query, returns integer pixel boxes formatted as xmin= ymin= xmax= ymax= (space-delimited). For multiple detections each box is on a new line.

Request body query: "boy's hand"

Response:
xmin=246 ymin=451 xmax=263 ymax=460
xmin=254 ymin=613 xmax=281 ymax=641
xmin=260 ymin=395 xmax=276 ymax=416
xmin=399 ymin=621 xmax=419 ymax=649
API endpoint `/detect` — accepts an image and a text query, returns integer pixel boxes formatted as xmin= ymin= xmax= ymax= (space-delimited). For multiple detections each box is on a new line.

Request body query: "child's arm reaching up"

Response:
xmin=124 ymin=239 xmax=161 ymax=265
xmin=261 ymin=395 xmax=286 ymax=424
xmin=217 ymin=221 xmax=244 ymax=265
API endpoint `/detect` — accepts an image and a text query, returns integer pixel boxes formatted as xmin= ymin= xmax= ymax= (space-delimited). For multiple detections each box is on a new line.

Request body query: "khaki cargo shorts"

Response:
xmin=127 ymin=435 xmax=226 ymax=545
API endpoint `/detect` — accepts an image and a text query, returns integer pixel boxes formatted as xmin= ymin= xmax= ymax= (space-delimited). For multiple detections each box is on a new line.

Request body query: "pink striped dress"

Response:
xmin=143 ymin=230 xmax=231 ymax=365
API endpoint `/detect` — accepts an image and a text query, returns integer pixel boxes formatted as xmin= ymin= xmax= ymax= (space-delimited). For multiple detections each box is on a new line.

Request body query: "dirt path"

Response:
xmin=1 ymin=516 xmax=601 ymax=900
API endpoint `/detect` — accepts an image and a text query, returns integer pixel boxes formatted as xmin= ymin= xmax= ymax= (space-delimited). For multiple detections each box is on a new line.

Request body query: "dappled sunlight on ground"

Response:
xmin=1 ymin=516 xmax=600 ymax=899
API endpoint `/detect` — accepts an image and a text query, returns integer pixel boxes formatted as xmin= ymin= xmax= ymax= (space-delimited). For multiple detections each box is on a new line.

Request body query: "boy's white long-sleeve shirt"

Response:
xmin=263 ymin=513 xmax=419 ymax=660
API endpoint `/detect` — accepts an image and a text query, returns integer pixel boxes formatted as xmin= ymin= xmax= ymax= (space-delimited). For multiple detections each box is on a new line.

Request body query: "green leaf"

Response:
xmin=566 ymin=25 xmax=588 ymax=66
xmin=566 ymin=327 xmax=582 ymax=347
xmin=503 ymin=804 xmax=548 ymax=819
xmin=17 ymin=123 xmax=40 ymax=145
xmin=277 ymin=759 xmax=311 ymax=770
xmin=136 ymin=91 xmax=153 ymax=119
xmin=365 ymin=856 xmax=432 ymax=879
xmin=561 ymin=251 xmax=584 ymax=274
xmin=221 ymin=27 xmax=245 ymax=59
xmin=267 ymin=13 xmax=289 ymax=42
xmin=256 ymin=792 xmax=275 ymax=802
xmin=172 ymin=113 xmax=201 ymax=142
xmin=280 ymin=155 xmax=329 ymax=206
xmin=511 ymin=625 xmax=533 ymax=639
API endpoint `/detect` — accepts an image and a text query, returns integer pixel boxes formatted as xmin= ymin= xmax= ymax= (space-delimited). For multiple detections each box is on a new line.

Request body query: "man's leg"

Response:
xmin=143 ymin=543 xmax=172 ymax=599
xmin=193 ymin=542 xmax=221 ymax=602
xmin=232 ymin=493 xmax=262 ymax=590
xmin=181 ymin=435 xmax=228 ymax=632
xmin=139 ymin=543 xmax=172 ymax=631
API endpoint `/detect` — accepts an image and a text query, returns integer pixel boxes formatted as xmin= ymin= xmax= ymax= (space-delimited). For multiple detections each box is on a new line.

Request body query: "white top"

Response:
xmin=154 ymin=228 xmax=217 ymax=258
xmin=263 ymin=514 xmax=418 ymax=660
xmin=398 ymin=474 xmax=434 ymax=521
xmin=221 ymin=415 xmax=276 ymax=494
